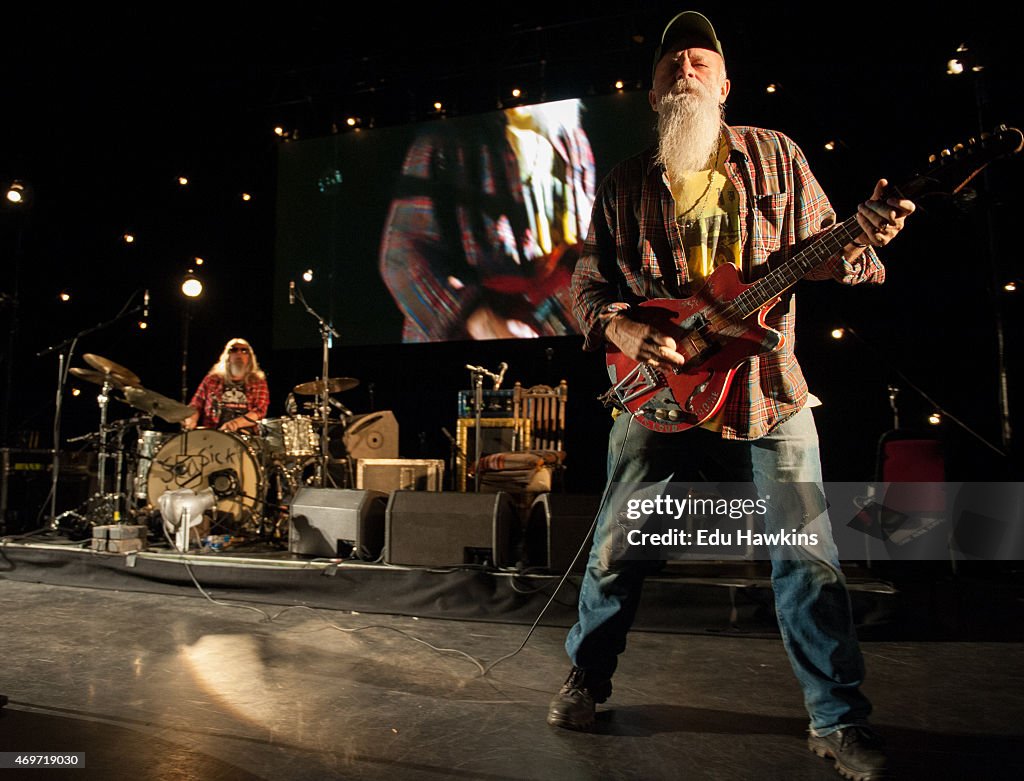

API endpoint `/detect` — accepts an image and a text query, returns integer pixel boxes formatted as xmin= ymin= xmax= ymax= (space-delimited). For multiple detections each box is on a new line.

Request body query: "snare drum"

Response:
xmin=146 ymin=429 xmax=265 ymax=523
xmin=260 ymin=418 xmax=285 ymax=455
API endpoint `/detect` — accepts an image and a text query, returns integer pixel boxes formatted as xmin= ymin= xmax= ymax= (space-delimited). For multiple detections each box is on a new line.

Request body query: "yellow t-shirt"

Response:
xmin=668 ymin=138 xmax=741 ymax=430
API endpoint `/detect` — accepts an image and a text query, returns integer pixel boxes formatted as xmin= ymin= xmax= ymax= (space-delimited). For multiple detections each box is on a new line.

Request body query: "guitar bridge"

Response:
xmin=613 ymin=362 xmax=662 ymax=404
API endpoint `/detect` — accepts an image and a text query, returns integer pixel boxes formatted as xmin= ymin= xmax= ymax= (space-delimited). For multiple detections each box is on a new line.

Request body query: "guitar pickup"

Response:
xmin=613 ymin=362 xmax=662 ymax=404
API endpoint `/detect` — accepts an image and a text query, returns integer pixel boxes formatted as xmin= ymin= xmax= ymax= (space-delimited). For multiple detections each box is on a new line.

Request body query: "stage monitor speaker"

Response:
xmin=526 ymin=493 xmax=601 ymax=573
xmin=288 ymin=487 xmax=387 ymax=560
xmin=384 ymin=490 xmax=517 ymax=568
xmin=336 ymin=411 xmax=399 ymax=460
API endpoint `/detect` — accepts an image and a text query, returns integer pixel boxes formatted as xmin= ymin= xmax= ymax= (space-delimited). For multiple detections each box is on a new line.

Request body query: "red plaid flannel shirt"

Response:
xmin=188 ymin=373 xmax=270 ymax=429
xmin=571 ymin=125 xmax=885 ymax=440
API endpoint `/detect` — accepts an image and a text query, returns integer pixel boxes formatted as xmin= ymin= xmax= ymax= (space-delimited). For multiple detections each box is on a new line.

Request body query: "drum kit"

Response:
xmin=64 ymin=353 xmax=361 ymax=546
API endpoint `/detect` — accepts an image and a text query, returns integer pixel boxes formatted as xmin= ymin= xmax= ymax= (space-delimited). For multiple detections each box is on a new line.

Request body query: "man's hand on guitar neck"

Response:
xmin=605 ymin=313 xmax=686 ymax=372
xmin=851 ymin=178 xmax=916 ymax=252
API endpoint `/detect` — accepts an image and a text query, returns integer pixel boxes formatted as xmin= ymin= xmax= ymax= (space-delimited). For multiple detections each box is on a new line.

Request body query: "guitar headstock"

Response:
xmin=895 ymin=124 xmax=1023 ymax=201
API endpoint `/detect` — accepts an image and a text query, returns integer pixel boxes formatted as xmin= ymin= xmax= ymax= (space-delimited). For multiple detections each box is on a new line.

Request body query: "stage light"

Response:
xmin=59 ymin=291 xmax=71 ymax=303
xmin=72 ymin=388 xmax=81 ymax=397
xmin=181 ymin=273 xmax=203 ymax=298
xmin=765 ymin=83 xmax=779 ymax=94
xmin=138 ymin=321 xmax=148 ymax=330
xmin=194 ymin=257 xmax=204 ymax=266
xmin=1004 ymin=281 xmax=1017 ymax=293
xmin=433 ymin=101 xmax=443 ymax=111
xmin=946 ymin=59 xmax=965 ymax=75
xmin=123 ymin=233 xmax=135 ymax=244
xmin=511 ymin=88 xmax=522 ymax=99
xmin=5 ymin=181 xmax=28 ymax=205
xmin=615 ymin=80 xmax=625 ymax=90
xmin=830 ymin=327 xmax=846 ymax=340
xmin=178 ymin=176 xmax=189 ymax=186
xmin=274 ymin=126 xmax=285 ymax=136
xmin=241 ymin=193 xmax=252 ymax=202
xmin=824 ymin=140 xmax=837 ymax=151
xmin=928 ymin=412 xmax=942 ymax=426
xmin=302 ymin=269 xmax=314 ymax=283
xmin=346 ymin=117 xmax=358 ymax=127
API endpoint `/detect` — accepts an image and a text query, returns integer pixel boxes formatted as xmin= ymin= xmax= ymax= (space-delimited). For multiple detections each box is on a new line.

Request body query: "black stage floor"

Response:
xmin=2 ymin=535 xmax=1023 ymax=780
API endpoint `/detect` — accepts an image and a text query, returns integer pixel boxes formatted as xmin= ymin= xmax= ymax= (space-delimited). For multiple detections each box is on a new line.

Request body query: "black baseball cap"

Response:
xmin=652 ymin=10 xmax=725 ymax=73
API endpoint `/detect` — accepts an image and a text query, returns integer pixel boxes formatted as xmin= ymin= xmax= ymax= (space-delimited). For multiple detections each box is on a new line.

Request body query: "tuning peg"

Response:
xmin=928 ymin=153 xmax=938 ymax=164
xmin=953 ymin=143 xmax=964 ymax=151
xmin=940 ymin=149 xmax=952 ymax=158
xmin=968 ymin=137 xmax=977 ymax=145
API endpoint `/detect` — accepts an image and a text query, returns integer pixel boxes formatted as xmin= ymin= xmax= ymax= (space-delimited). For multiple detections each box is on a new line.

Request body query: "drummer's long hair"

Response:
xmin=210 ymin=338 xmax=266 ymax=382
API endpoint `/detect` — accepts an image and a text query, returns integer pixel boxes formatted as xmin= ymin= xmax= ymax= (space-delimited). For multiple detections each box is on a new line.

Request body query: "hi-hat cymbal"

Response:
xmin=70 ymin=367 xmax=127 ymax=389
xmin=293 ymin=377 xmax=359 ymax=396
xmin=123 ymin=386 xmax=196 ymax=423
xmin=83 ymin=353 xmax=141 ymax=386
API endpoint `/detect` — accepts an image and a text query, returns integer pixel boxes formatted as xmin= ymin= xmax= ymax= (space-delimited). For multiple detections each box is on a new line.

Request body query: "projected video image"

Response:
xmin=274 ymin=92 xmax=653 ymax=348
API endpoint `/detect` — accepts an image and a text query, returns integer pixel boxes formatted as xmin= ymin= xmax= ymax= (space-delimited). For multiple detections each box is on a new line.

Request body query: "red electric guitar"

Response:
xmin=606 ymin=125 xmax=1023 ymax=433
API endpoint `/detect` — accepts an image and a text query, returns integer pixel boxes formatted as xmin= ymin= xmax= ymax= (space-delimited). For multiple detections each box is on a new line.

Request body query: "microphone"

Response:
xmin=143 ymin=289 xmax=150 ymax=319
xmin=495 ymin=362 xmax=508 ymax=389
xmin=288 ymin=281 xmax=296 ymax=305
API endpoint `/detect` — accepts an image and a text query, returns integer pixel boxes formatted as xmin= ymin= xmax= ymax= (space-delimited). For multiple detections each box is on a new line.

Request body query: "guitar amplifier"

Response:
xmin=457 ymin=389 xmax=515 ymax=418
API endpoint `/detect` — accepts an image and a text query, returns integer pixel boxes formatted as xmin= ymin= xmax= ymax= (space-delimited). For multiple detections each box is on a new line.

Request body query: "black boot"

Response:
xmin=546 ymin=667 xmax=612 ymax=731
xmin=808 ymin=725 xmax=887 ymax=780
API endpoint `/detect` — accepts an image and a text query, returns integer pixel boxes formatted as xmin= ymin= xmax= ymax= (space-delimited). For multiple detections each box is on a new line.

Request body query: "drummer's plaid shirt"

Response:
xmin=189 ymin=373 xmax=270 ymax=429
xmin=571 ymin=125 xmax=885 ymax=440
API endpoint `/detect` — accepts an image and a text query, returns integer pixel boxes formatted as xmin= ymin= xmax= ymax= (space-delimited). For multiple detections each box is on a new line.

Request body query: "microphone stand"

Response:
xmin=36 ymin=292 xmax=144 ymax=529
xmin=293 ymin=283 xmax=341 ymax=488
xmin=464 ymin=363 xmax=507 ymax=492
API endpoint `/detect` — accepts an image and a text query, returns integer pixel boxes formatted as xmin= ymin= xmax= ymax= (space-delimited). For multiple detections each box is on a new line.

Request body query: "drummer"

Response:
xmin=182 ymin=338 xmax=270 ymax=434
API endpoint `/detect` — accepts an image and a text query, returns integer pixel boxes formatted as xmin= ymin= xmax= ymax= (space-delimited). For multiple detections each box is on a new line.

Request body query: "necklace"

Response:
xmin=674 ymin=143 xmax=726 ymax=230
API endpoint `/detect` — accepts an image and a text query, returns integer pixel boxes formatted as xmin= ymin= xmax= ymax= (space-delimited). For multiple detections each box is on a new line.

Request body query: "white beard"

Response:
xmin=655 ymin=81 xmax=723 ymax=185
xmin=227 ymin=361 xmax=247 ymax=380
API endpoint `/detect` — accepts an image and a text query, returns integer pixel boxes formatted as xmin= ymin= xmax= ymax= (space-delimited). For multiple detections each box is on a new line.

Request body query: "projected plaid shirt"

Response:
xmin=572 ymin=125 xmax=884 ymax=440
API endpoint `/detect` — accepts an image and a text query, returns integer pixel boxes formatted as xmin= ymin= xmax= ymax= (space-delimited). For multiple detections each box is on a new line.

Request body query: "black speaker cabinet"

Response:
xmin=1 ymin=448 xmax=93 ymax=535
xmin=384 ymin=490 xmax=517 ymax=568
xmin=288 ymin=488 xmax=387 ymax=560
xmin=526 ymin=493 xmax=601 ymax=573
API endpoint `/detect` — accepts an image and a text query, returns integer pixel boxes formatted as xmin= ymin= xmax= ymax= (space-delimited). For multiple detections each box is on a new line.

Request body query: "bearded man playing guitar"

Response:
xmin=548 ymin=11 xmax=915 ymax=781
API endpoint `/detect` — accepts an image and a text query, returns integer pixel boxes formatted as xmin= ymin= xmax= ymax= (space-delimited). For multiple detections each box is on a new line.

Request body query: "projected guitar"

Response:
xmin=606 ymin=125 xmax=1024 ymax=433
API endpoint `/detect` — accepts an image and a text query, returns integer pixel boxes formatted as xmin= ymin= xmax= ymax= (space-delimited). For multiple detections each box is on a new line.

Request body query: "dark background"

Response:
xmin=2 ymin=4 xmax=1021 ymax=496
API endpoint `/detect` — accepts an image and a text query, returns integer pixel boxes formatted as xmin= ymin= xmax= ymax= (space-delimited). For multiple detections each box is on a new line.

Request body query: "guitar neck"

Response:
xmin=733 ymin=215 xmax=862 ymax=319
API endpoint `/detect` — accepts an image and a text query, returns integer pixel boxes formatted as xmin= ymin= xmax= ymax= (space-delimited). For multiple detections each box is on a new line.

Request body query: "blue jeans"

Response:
xmin=565 ymin=406 xmax=871 ymax=734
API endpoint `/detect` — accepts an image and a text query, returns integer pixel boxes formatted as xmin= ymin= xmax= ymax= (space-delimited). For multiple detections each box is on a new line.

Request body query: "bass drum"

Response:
xmin=146 ymin=429 xmax=265 ymax=525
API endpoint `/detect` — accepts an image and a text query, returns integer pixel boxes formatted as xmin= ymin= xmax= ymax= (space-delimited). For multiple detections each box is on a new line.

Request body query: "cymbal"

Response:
xmin=83 ymin=353 xmax=141 ymax=386
xmin=70 ymin=367 xmax=126 ymax=389
xmin=293 ymin=377 xmax=359 ymax=396
xmin=123 ymin=386 xmax=196 ymax=423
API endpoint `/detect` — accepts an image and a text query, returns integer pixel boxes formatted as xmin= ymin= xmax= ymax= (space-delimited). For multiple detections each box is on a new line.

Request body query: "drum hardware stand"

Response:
xmin=290 ymin=280 xmax=342 ymax=489
xmin=440 ymin=426 xmax=468 ymax=492
xmin=36 ymin=291 xmax=146 ymax=530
